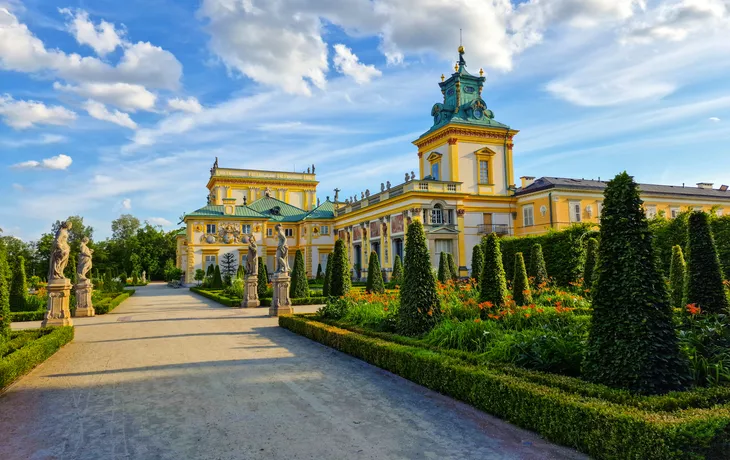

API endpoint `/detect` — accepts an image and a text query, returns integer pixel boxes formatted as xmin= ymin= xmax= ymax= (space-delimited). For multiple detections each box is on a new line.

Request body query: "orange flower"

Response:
xmin=383 ymin=307 xmax=389 ymax=311
xmin=686 ymin=303 xmax=701 ymax=315
xmin=427 ymin=309 xmax=433 ymax=316
xmin=524 ymin=313 xmax=531 ymax=318
xmin=474 ymin=318 xmax=481 ymax=323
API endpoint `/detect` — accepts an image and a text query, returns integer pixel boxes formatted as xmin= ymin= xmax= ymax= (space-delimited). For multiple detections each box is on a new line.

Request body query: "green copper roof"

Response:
xmin=305 ymin=199 xmax=335 ymax=220
xmin=184 ymin=205 xmax=266 ymax=219
xmin=419 ymin=48 xmax=509 ymax=138
xmin=247 ymin=196 xmax=309 ymax=222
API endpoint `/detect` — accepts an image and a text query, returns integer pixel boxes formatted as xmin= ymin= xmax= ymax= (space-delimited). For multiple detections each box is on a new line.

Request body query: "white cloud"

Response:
xmin=83 ymin=100 xmax=137 ymax=129
xmin=60 ymin=8 xmax=124 ymax=56
xmin=710 ymin=116 xmax=721 ymax=122
xmin=0 ymin=8 xmax=182 ymax=89
xmin=122 ymin=198 xmax=132 ymax=209
xmin=1 ymin=133 xmax=67 ymax=147
xmin=147 ymin=217 xmax=172 ymax=226
xmin=0 ymin=94 xmax=76 ymax=129
xmin=12 ymin=153 xmax=73 ymax=170
xmin=624 ymin=0 xmax=730 ymax=43
xmin=332 ymin=44 xmax=381 ymax=84
xmin=54 ymin=82 xmax=156 ymax=112
xmin=167 ymin=96 xmax=202 ymax=113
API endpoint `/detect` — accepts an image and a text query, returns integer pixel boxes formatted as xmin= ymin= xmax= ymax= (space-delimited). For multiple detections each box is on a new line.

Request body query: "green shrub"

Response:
xmin=322 ymin=254 xmax=332 ymax=297
xmin=582 ymin=238 xmax=598 ymax=295
xmin=584 ymin=172 xmax=689 ymax=394
xmin=528 ymin=243 xmax=548 ymax=289
xmin=236 ymin=264 xmax=245 ymax=280
xmin=10 ymin=310 xmax=45 ymax=322
xmin=685 ymin=211 xmax=729 ymax=314
xmin=391 ymin=254 xmax=403 ymax=286
xmin=212 ymin=265 xmax=223 ymax=289
xmin=94 ymin=290 xmax=135 ymax=314
xmin=0 ymin=245 xmax=10 ymax=345
xmin=479 ymin=233 xmax=507 ymax=308
xmin=316 ymin=263 xmax=323 ymax=280
xmin=669 ymin=245 xmax=686 ymax=309
xmin=437 ymin=252 xmax=450 ymax=283
xmin=447 ymin=253 xmax=458 ymax=280
xmin=1 ymin=326 xmax=74 ymax=390
xmin=9 ymin=256 xmax=27 ymax=312
xmin=119 ymin=271 xmax=128 ymax=285
xmin=190 ymin=287 xmax=240 ymax=307
xmin=365 ymin=251 xmax=385 ymax=294
xmin=195 ymin=269 xmax=205 ymax=285
xmin=289 ymin=250 xmax=308 ymax=298
xmin=470 ymin=245 xmax=483 ymax=286
xmin=512 ymin=252 xmax=532 ymax=306
xmin=257 ymin=257 xmax=268 ymax=298
xmin=398 ymin=220 xmax=440 ymax=335
xmin=224 ymin=278 xmax=244 ymax=299
xmin=329 ymin=240 xmax=351 ymax=297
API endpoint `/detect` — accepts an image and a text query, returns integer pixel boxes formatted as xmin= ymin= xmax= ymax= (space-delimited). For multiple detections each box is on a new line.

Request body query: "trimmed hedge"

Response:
xmin=685 ymin=211 xmax=729 ymax=314
xmin=95 ymin=289 xmax=136 ymax=315
xmin=1 ymin=326 xmax=74 ymax=390
xmin=10 ymin=310 xmax=45 ymax=322
xmin=281 ymin=315 xmax=730 ymax=460
xmin=190 ymin=287 xmax=240 ymax=307
xmin=260 ymin=296 xmax=326 ymax=307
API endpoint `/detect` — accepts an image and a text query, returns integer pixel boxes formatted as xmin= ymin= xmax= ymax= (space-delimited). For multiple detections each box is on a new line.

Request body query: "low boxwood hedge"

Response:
xmin=1 ymin=326 xmax=74 ymax=390
xmin=280 ymin=315 xmax=730 ymax=460
xmin=10 ymin=310 xmax=45 ymax=322
xmin=95 ymin=289 xmax=136 ymax=315
xmin=189 ymin=287 xmax=240 ymax=307
xmin=260 ymin=296 xmax=326 ymax=307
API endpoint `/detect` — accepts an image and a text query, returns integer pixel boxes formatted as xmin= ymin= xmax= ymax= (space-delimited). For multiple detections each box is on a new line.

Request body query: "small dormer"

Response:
xmin=222 ymin=197 xmax=236 ymax=215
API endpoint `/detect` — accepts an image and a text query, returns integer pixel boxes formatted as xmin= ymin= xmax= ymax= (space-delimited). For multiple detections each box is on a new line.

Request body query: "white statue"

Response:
xmin=48 ymin=221 xmax=72 ymax=281
xmin=77 ymin=237 xmax=93 ymax=282
xmin=142 ymin=270 xmax=146 ymax=283
xmin=274 ymin=224 xmax=290 ymax=274
xmin=246 ymin=235 xmax=258 ymax=276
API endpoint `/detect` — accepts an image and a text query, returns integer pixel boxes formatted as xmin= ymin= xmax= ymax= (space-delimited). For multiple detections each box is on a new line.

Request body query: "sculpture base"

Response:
xmin=73 ymin=279 xmax=95 ymax=317
xmin=241 ymin=275 xmax=260 ymax=308
xmin=42 ymin=278 xmax=73 ymax=327
xmin=269 ymin=273 xmax=293 ymax=316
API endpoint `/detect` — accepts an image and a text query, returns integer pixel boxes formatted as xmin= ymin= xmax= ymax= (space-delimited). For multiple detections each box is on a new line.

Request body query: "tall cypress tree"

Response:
xmin=470 ymin=245 xmax=483 ymax=286
xmin=669 ymin=245 xmax=686 ymax=310
xmin=437 ymin=252 xmax=450 ymax=283
xmin=398 ymin=220 xmax=440 ymax=335
xmin=512 ymin=252 xmax=532 ymax=306
xmin=257 ymin=257 xmax=268 ymax=298
xmin=447 ymin=253 xmax=458 ymax=281
xmin=685 ymin=211 xmax=728 ymax=314
xmin=322 ymin=254 xmax=333 ymax=297
xmin=236 ymin=263 xmax=245 ymax=280
xmin=212 ymin=265 xmax=223 ymax=289
xmin=316 ymin=263 xmax=323 ymax=280
xmin=479 ymin=233 xmax=507 ymax=308
xmin=391 ymin=255 xmax=403 ymax=286
xmin=583 ymin=238 xmax=599 ymax=295
xmin=9 ymin=256 xmax=27 ymax=311
xmin=583 ymin=172 xmax=688 ymax=394
xmin=289 ymin=250 xmax=308 ymax=298
xmin=528 ymin=243 xmax=548 ymax=288
xmin=329 ymin=240 xmax=351 ymax=297
xmin=366 ymin=251 xmax=385 ymax=294
xmin=0 ymin=244 xmax=11 ymax=345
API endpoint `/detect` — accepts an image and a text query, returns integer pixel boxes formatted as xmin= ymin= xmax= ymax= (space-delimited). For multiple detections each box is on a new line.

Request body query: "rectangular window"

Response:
xmin=285 ymin=228 xmax=294 ymax=237
xmin=320 ymin=225 xmax=330 ymax=235
xmin=241 ymin=224 xmax=251 ymax=234
xmin=570 ymin=202 xmax=582 ymax=223
xmin=479 ymin=160 xmax=489 ymax=184
xmin=267 ymin=228 xmax=273 ymax=237
xmin=670 ymin=207 xmax=680 ymax=218
xmin=646 ymin=205 xmax=657 ymax=219
xmin=431 ymin=206 xmax=443 ymax=225
xmin=431 ymin=162 xmax=439 ymax=180
xmin=206 ymin=223 xmax=217 ymax=234
xmin=522 ymin=205 xmax=534 ymax=227
xmin=597 ymin=202 xmax=603 ymax=216
xmin=320 ymin=253 xmax=329 ymax=270
xmin=435 ymin=239 xmax=453 ymax=256
xmin=204 ymin=255 xmax=216 ymax=270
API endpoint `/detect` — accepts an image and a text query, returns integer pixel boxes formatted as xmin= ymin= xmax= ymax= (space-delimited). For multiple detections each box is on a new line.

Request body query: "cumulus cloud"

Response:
xmin=167 ymin=96 xmax=202 ymax=113
xmin=147 ymin=217 xmax=172 ymax=226
xmin=12 ymin=153 xmax=73 ymax=170
xmin=122 ymin=198 xmax=132 ymax=209
xmin=332 ymin=44 xmax=381 ymax=84
xmin=54 ymin=82 xmax=156 ymax=112
xmin=0 ymin=94 xmax=76 ymax=129
xmin=83 ymin=100 xmax=137 ymax=129
xmin=60 ymin=8 xmax=124 ymax=56
xmin=709 ymin=116 xmax=721 ymax=121
xmin=624 ymin=0 xmax=730 ymax=43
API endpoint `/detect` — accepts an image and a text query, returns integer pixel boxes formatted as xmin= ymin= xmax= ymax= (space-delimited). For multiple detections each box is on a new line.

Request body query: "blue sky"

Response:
xmin=2 ymin=0 xmax=730 ymax=241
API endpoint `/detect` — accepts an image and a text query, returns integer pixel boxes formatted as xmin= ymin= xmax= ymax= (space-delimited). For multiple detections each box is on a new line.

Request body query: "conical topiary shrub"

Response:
xmin=257 ymin=257 xmax=268 ymax=298
xmin=669 ymin=245 xmax=686 ymax=309
xmin=583 ymin=238 xmax=598 ymax=295
xmin=391 ymin=255 xmax=403 ymax=286
xmin=290 ymin=250 xmax=308 ymax=298
xmin=366 ymin=251 xmax=385 ymax=294
xmin=583 ymin=172 xmax=688 ymax=394
xmin=528 ymin=243 xmax=548 ymax=289
xmin=322 ymin=254 xmax=333 ymax=297
xmin=0 ymin=244 xmax=11 ymax=345
xmin=479 ymin=233 xmax=507 ymax=309
xmin=437 ymin=252 xmax=450 ymax=283
xmin=512 ymin=252 xmax=532 ymax=306
xmin=447 ymin=253 xmax=458 ymax=281
xmin=685 ymin=211 xmax=729 ymax=314
xmin=236 ymin=263 xmax=245 ymax=280
xmin=316 ymin=263 xmax=323 ymax=280
xmin=9 ymin=256 xmax=27 ymax=311
xmin=398 ymin=220 xmax=440 ymax=335
xmin=471 ymin=245 xmax=483 ymax=286
xmin=212 ymin=265 xmax=223 ymax=289
xmin=329 ymin=240 xmax=351 ymax=297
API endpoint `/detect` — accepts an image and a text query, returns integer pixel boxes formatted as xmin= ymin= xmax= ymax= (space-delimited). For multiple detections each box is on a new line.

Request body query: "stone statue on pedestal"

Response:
xmin=77 ymin=237 xmax=93 ymax=281
xmin=270 ymin=224 xmax=292 ymax=316
xmin=275 ymin=224 xmax=290 ymax=274
xmin=48 ymin=221 xmax=72 ymax=281
xmin=74 ymin=237 xmax=95 ymax=317
xmin=246 ymin=235 xmax=258 ymax=276
xmin=242 ymin=235 xmax=260 ymax=308
xmin=43 ymin=221 xmax=73 ymax=326
xmin=142 ymin=270 xmax=147 ymax=283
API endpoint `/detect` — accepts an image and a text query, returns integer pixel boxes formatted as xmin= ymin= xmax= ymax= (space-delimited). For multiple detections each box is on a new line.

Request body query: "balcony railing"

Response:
xmin=336 ymin=180 xmax=462 ymax=215
xmin=477 ymin=224 xmax=511 ymax=236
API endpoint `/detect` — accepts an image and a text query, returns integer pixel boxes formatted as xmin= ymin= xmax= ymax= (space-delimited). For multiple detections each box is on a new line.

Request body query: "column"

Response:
xmin=448 ymin=138 xmax=459 ymax=182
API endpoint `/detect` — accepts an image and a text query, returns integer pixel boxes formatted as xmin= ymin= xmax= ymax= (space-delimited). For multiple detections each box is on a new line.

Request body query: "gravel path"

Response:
xmin=0 ymin=284 xmax=586 ymax=460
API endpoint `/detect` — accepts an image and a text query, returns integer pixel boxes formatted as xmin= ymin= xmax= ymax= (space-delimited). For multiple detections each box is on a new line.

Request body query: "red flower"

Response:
xmin=686 ymin=303 xmax=701 ymax=315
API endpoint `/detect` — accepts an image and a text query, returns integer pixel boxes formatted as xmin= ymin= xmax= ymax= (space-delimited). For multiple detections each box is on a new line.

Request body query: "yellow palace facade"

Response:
xmin=177 ymin=48 xmax=730 ymax=283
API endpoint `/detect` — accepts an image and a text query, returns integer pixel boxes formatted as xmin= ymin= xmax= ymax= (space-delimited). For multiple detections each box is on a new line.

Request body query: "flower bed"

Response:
xmin=281 ymin=315 xmax=730 ymax=459
xmin=0 ymin=326 xmax=74 ymax=390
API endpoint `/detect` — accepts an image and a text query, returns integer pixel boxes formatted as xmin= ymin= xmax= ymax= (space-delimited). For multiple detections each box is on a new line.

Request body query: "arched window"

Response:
xmin=431 ymin=204 xmax=444 ymax=225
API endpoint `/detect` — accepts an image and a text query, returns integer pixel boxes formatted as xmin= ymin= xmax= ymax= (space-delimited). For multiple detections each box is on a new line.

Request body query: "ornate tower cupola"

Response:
xmin=428 ymin=46 xmax=508 ymax=133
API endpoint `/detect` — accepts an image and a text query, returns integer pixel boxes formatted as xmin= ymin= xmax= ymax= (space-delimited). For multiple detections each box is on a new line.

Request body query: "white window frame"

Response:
xmin=670 ymin=207 xmax=680 ymax=218
xmin=569 ymin=201 xmax=582 ymax=223
xmin=431 ymin=204 xmax=444 ymax=225
xmin=206 ymin=223 xmax=217 ymax=234
xmin=522 ymin=205 xmax=534 ymax=227
xmin=646 ymin=205 xmax=657 ymax=219
xmin=320 ymin=225 xmax=330 ymax=235
xmin=479 ymin=160 xmax=489 ymax=184
xmin=284 ymin=228 xmax=294 ymax=237
xmin=266 ymin=228 xmax=273 ymax=237
xmin=241 ymin=224 xmax=251 ymax=234
xmin=431 ymin=162 xmax=439 ymax=180
xmin=204 ymin=255 xmax=216 ymax=270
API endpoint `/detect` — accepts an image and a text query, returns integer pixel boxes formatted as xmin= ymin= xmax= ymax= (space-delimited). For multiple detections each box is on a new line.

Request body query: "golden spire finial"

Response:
xmin=440 ymin=74 xmax=445 ymax=82
xmin=458 ymin=45 xmax=465 ymax=54
xmin=454 ymin=62 xmax=458 ymax=72
xmin=479 ymin=68 xmax=484 ymax=77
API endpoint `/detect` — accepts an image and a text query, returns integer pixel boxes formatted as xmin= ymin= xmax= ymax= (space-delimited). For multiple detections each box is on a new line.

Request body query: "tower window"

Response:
xmin=479 ymin=160 xmax=489 ymax=184
xmin=431 ymin=204 xmax=444 ymax=225
xmin=431 ymin=162 xmax=439 ymax=180
xmin=206 ymin=224 xmax=217 ymax=234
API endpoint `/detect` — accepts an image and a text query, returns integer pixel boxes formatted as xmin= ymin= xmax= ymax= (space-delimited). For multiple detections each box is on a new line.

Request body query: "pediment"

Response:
xmin=475 ymin=146 xmax=497 ymax=156
xmin=428 ymin=225 xmax=459 ymax=234
xmin=427 ymin=152 xmax=443 ymax=162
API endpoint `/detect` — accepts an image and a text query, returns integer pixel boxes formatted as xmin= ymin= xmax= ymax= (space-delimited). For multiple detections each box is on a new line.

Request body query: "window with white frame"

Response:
xmin=570 ymin=202 xmax=582 ymax=223
xmin=435 ymin=239 xmax=453 ymax=256
xmin=431 ymin=162 xmax=440 ymax=180
xmin=284 ymin=228 xmax=294 ymax=237
xmin=431 ymin=204 xmax=444 ymax=224
xmin=646 ymin=205 xmax=657 ymax=219
xmin=320 ymin=225 xmax=330 ymax=235
xmin=479 ymin=160 xmax=489 ymax=184
xmin=320 ymin=253 xmax=329 ymax=270
xmin=266 ymin=228 xmax=273 ymax=237
xmin=522 ymin=205 xmax=534 ymax=227
xmin=204 ymin=255 xmax=216 ymax=270
xmin=670 ymin=207 xmax=680 ymax=218
xmin=241 ymin=224 xmax=251 ymax=234
xmin=206 ymin=223 xmax=217 ymax=234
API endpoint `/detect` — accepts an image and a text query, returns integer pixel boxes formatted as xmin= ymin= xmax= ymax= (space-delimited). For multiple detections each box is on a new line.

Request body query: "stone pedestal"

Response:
xmin=42 ymin=278 xmax=73 ymax=327
xmin=74 ymin=279 xmax=95 ymax=317
xmin=269 ymin=273 xmax=293 ymax=316
xmin=241 ymin=275 xmax=260 ymax=308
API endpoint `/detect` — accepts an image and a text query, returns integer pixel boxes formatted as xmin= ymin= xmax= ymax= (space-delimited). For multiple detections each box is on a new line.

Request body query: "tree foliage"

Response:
xmin=316 ymin=263 xmax=323 ymax=280
xmin=290 ymin=250 xmax=309 ymax=298
xmin=685 ymin=211 xmax=729 ymax=314
xmin=512 ymin=252 xmax=532 ymax=306
xmin=470 ymin=245 xmax=483 ymax=286
xmin=398 ymin=220 xmax=440 ymax=335
xmin=447 ymin=253 xmax=458 ymax=281
xmin=322 ymin=254 xmax=333 ymax=297
xmin=583 ymin=172 xmax=688 ymax=394
xmin=437 ymin=252 xmax=450 ymax=283
xmin=220 ymin=252 xmax=237 ymax=283
xmin=391 ymin=254 xmax=403 ymax=285
xmin=366 ymin=251 xmax=385 ymax=294
xmin=528 ymin=243 xmax=548 ymax=288
xmin=669 ymin=245 xmax=686 ymax=310
xmin=329 ymin=240 xmax=351 ymax=297
xmin=212 ymin=265 xmax=223 ymax=289
xmin=479 ymin=233 xmax=508 ymax=309
xmin=257 ymin=257 xmax=268 ymax=298
xmin=9 ymin=256 xmax=27 ymax=311
xmin=583 ymin=238 xmax=598 ymax=295
xmin=0 ymin=242 xmax=11 ymax=345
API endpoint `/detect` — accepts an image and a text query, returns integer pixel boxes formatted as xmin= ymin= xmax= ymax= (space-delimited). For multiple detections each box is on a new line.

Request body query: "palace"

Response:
xmin=176 ymin=47 xmax=730 ymax=283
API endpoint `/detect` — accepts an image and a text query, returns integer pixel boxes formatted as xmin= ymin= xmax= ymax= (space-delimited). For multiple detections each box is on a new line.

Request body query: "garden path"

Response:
xmin=1 ymin=284 xmax=585 ymax=460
